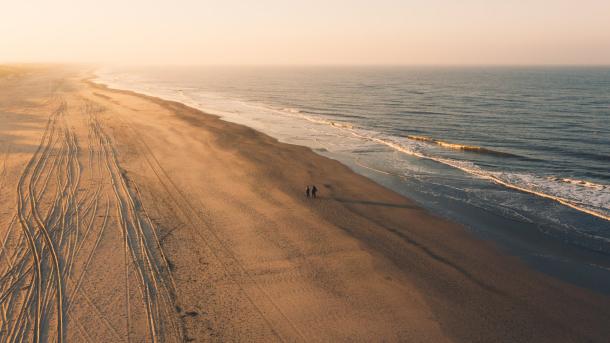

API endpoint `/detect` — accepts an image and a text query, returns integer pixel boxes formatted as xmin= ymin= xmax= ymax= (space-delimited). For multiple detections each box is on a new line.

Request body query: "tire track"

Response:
xmin=0 ymin=98 xmax=79 ymax=343
xmin=1 ymin=93 xmax=181 ymax=342
xmin=115 ymin=113 xmax=304 ymax=342
xmin=87 ymin=103 xmax=181 ymax=343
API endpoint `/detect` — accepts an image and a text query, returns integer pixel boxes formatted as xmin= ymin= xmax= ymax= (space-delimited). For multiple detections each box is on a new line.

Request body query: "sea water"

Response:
xmin=96 ymin=66 xmax=610 ymax=292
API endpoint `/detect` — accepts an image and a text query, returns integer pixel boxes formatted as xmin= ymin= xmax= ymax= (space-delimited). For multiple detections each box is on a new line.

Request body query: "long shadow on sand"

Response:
xmin=330 ymin=197 xmax=417 ymax=209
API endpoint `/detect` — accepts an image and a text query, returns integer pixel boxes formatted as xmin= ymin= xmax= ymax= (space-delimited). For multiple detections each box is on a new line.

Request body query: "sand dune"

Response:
xmin=0 ymin=67 xmax=609 ymax=342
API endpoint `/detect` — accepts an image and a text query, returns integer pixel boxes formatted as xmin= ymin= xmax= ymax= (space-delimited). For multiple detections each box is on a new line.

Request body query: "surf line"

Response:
xmin=289 ymin=112 xmax=609 ymax=222
xmin=347 ymin=130 xmax=610 ymax=223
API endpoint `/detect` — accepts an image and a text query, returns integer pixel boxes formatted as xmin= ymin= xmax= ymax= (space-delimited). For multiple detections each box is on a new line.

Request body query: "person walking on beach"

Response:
xmin=311 ymin=185 xmax=318 ymax=198
xmin=306 ymin=186 xmax=311 ymax=198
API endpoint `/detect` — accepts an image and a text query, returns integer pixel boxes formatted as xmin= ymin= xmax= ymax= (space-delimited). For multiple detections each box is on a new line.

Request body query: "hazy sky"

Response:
xmin=1 ymin=0 xmax=609 ymax=65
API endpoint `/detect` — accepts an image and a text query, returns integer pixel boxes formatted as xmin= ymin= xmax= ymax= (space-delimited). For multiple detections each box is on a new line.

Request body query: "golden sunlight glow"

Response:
xmin=1 ymin=0 xmax=609 ymax=65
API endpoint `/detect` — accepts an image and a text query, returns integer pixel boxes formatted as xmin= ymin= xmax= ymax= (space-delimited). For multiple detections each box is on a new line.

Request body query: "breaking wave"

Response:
xmin=292 ymin=115 xmax=610 ymax=223
xmin=407 ymin=135 xmax=524 ymax=158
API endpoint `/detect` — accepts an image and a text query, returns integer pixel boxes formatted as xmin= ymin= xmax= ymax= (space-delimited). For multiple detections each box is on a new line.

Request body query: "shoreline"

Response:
xmin=90 ymin=74 xmax=610 ymax=295
xmin=86 ymin=75 xmax=610 ymax=340
xmin=1 ymin=67 xmax=609 ymax=341
xmin=93 ymin=67 xmax=610 ymax=228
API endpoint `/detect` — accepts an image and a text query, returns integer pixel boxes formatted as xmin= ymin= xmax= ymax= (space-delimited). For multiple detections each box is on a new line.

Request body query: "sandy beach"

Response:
xmin=0 ymin=66 xmax=609 ymax=342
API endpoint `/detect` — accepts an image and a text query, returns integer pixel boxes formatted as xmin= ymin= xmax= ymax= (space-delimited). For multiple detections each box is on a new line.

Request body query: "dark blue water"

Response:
xmin=97 ymin=66 xmax=610 ymax=292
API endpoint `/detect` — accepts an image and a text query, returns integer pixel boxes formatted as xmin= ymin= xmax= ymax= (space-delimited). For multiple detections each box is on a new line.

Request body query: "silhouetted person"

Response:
xmin=305 ymin=186 xmax=311 ymax=198
xmin=311 ymin=185 xmax=318 ymax=198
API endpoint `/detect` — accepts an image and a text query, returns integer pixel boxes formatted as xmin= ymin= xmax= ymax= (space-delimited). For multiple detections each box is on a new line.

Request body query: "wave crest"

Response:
xmin=407 ymin=135 xmax=523 ymax=158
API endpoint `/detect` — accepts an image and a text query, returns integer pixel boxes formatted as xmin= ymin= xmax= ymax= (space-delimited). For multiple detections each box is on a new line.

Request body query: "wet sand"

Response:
xmin=0 ymin=66 xmax=609 ymax=342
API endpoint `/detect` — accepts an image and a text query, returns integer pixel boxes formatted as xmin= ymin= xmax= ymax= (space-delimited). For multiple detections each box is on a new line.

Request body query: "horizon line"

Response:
xmin=3 ymin=61 xmax=610 ymax=68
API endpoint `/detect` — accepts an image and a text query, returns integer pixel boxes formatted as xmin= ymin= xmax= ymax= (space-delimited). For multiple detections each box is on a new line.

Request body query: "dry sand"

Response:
xmin=0 ymin=66 xmax=609 ymax=342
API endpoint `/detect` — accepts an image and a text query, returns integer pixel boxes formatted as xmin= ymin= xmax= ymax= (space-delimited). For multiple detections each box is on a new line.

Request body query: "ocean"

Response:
xmin=96 ymin=66 xmax=610 ymax=292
